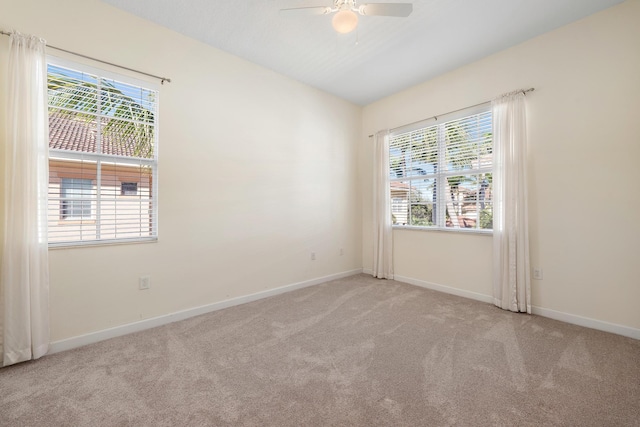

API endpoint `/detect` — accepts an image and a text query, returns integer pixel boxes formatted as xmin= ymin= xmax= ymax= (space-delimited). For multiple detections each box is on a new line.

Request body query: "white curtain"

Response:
xmin=492 ymin=90 xmax=531 ymax=313
xmin=372 ymin=130 xmax=393 ymax=279
xmin=1 ymin=33 xmax=50 ymax=366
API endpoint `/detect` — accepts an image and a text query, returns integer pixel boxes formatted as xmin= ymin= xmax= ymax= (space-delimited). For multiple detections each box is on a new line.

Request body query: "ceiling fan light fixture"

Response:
xmin=332 ymin=9 xmax=358 ymax=34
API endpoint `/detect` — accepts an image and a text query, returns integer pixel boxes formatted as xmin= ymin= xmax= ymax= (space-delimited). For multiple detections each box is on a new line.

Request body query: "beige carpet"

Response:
xmin=1 ymin=274 xmax=639 ymax=426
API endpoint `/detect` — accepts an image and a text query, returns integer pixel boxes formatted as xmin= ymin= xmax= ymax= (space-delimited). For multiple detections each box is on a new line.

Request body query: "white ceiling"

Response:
xmin=100 ymin=0 xmax=624 ymax=105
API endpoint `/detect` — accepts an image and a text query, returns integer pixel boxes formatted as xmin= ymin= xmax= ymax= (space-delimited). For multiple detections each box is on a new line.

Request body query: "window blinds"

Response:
xmin=389 ymin=108 xmax=493 ymax=230
xmin=47 ymin=62 xmax=159 ymax=245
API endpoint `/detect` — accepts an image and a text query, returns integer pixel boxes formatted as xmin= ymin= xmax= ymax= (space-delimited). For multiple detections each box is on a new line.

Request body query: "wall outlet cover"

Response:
xmin=533 ymin=268 xmax=543 ymax=280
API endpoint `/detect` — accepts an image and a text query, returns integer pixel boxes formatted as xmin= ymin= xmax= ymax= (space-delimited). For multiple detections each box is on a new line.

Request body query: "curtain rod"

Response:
xmin=0 ymin=30 xmax=172 ymax=84
xmin=368 ymin=87 xmax=535 ymax=137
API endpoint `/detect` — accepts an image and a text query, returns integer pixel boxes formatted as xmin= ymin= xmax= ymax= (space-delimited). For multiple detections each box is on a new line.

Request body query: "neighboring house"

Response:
xmin=47 ymin=112 xmax=153 ymax=243
xmin=390 ymin=181 xmax=410 ymax=225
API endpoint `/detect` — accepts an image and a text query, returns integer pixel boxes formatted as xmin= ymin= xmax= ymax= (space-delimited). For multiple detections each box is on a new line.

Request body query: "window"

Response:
xmin=120 ymin=182 xmax=138 ymax=196
xmin=389 ymin=105 xmax=492 ymax=231
xmin=60 ymin=178 xmax=93 ymax=219
xmin=47 ymin=59 xmax=159 ymax=246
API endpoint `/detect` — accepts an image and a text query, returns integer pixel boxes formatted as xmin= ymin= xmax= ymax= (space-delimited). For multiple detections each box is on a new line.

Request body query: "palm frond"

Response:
xmin=48 ymin=73 xmax=156 ymax=158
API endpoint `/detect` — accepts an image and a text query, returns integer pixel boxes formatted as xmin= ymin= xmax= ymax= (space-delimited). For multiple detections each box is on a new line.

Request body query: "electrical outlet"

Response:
xmin=340 ymin=248 xmax=344 ymax=256
xmin=311 ymin=252 xmax=316 ymax=261
xmin=139 ymin=276 xmax=150 ymax=290
xmin=533 ymin=268 xmax=543 ymax=280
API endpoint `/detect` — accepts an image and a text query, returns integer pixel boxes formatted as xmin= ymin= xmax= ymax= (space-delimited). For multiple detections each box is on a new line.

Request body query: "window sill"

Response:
xmin=392 ymin=225 xmax=492 ymax=236
xmin=48 ymin=237 xmax=158 ymax=249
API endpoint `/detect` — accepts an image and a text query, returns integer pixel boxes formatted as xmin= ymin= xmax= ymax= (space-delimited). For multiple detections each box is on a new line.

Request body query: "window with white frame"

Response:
xmin=60 ymin=178 xmax=93 ymax=220
xmin=389 ymin=105 xmax=493 ymax=231
xmin=47 ymin=60 xmax=159 ymax=246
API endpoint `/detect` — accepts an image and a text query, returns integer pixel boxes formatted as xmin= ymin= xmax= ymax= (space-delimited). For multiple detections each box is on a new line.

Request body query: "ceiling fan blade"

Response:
xmin=279 ymin=6 xmax=332 ymax=16
xmin=359 ymin=3 xmax=413 ymax=17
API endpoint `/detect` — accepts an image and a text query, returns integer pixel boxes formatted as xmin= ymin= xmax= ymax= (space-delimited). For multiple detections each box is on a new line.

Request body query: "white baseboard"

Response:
xmin=362 ymin=271 xmax=639 ymax=340
xmin=48 ymin=268 xmax=363 ymax=355
xmin=393 ymin=275 xmax=494 ymax=304
xmin=531 ymin=306 xmax=640 ymax=340
xmin=363 ymin=269 xmax=492 ymax=303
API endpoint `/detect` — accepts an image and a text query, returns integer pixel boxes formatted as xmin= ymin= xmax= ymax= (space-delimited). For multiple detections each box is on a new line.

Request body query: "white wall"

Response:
xmin=1 ymin=0 xmax=638 ymax=344
xmin=362 ymin=0 xmax=640 ymax=331
xmin=0 ymin=0 xmax=362 ymax=342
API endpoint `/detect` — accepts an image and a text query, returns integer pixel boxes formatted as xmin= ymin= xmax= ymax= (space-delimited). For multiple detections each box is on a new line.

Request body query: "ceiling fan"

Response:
xmin=280 ymin=0 xmax=413 ymax=34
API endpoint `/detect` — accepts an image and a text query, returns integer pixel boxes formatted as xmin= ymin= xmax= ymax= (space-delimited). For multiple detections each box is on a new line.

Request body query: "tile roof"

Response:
xmin=48 ymin=112 xmax=148 ymax=158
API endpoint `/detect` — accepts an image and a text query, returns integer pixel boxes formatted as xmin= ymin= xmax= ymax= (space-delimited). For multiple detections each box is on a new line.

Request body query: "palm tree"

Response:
xmin=390 ymin=126 xmax=438 ymax=224
xmin=47 ymin=70 xmax=156 ymax=158
xmin=444 ymin=120 xmax=492 ymax=227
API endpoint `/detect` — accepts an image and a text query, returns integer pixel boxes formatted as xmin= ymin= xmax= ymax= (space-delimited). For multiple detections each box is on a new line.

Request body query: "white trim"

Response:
xmin=362 ymin=270 xmax=640 ymax=340
xmin=531 ymin=306 xmax=640 ymax=340
xmin=393 ymin=274 xmax=494 ymax=304
xmin=50 ymin=150 xmax=156 ymax=166
xmin=48 ymin=268 xmax=363 ymax=355
xmin=392 ymin=225 xmax=492 ymax=236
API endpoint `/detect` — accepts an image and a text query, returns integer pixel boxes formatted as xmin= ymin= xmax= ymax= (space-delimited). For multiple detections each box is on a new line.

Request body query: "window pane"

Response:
xmin=407 ymin=127 xmax=438 ymax=178
xmin=121 ymin=182 xmax=138 ymax=196
xmin=443 ymin=174 xmax=493 ymax=229
xmin=390 ymin=136 xmax=408 ymax=179
xmin=100 ymin=77 xmax=156 ymax=122
xmin=451 ymin=175 xmax=478 ymax=228
xmin=48 ymin=64 xmax=157 ymax=161
xmin=479 ymin=202 xmax=493 ymax=230
xmin=390 ymin=126 xmax=438 ymax=179
xmin=410 ymin=178 xmax=436 ymax=227
xmin=60 ymin=178 xmax=93 ymax=219
xmin=49 ymin=159 xmax=154 ymax=243
xmin=49 ymin=163 xmax=98 ymax=243
xmin=48 ymin=65 xmax=99 ymax=114
xmin=99 ymin=162 xmax=153 ymax=240
xmin=479 ymin=173 xmax=493 ymax=229
xmin=444 ymin=111 xmax=492 ymax=172
xmin=391 ymin=181 xmax=410 ymax=225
